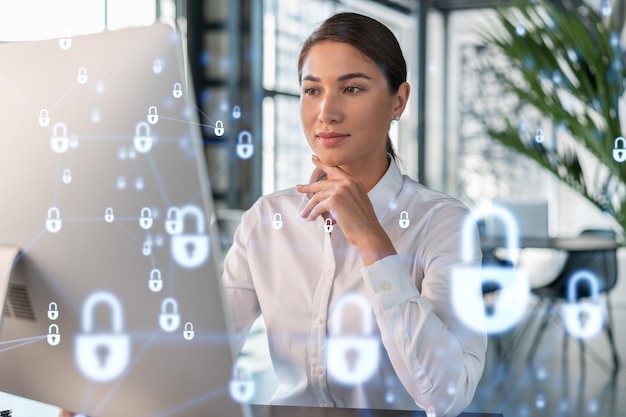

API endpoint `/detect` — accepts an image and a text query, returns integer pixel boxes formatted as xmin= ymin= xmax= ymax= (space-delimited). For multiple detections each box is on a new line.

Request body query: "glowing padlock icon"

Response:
xmin=171 ymin=205 xmax=209 ymax=268
xmin=135 ymin=176 xmax=145 ymax=190
xmin=327 ymin=293 xmax=379 ymax=385
xmin=59 ymin=29 xmax=72 ymax=50
xmin=133 ymin=122 xmax=153 ymax=153
xmin=535 ymin=128 xmax=544 ymax=143
xmin=173 ymin=83 xmax=182 ymax=98
xmin=142 ymin=241 xmax=152 ymax=256
xmin=236 ymin=130 xmax=254 ymax=159
xmin=153 ymin=59 xmax=162 ymax=74
xmin=139 ymin=207 xmax=153 ymax=230
xmin=104 ymin=207 xmax=114 ymax=223
xmin=165 ymin=207 xmax=183 ymax=235
xmin=229 ymin=360 xmax=256 ymax=403
xmin=149 ymin=269 xmax=163 ymax=292
xmin=451 ymin=202 xmax=530 ymax=335
xmin=39 ymin=109 xmax=50 ymax=127
xmin=233 ymin=105 xmax=241 ymax=119
xmin=324 ymin=218 xmax=334 ymax=233
xmin=273 ymin=213 xmax=283 ymax=230
xmin=74 ymin=291 xmax=130 ymax=383
xmin=51 ymin=122 xmax=70 ymax=154
xmin=159 ymin=297 xmax=180 ymax=332
xmin=183 ymin=322 xmax=195 ymax=340
xmin=46 ymin=207 xmax=62 ymax=233
xmin=48 ymin=302 xmax=59 ymax=320
xmin=77 ymin=67 xmax=88 ymax=84
xmin=147 ymin=106 xmax=159 ymax=125
xmin=117 ymin=175 xmax=127 ymax=190
xmin=613 ymin=137 xmax=626 ymax=162
xmin=214 ymin=120 xmax=224 ymax=137
xmin=562 ymin=270 xmax=604 ymax=339
xmin=69 ymin=135 xmax=79 ymax=149
xmin=48 ymin=324 xmax=61 ymax=346
xmin=62 ymin=168 xmax=72 ymax=184
xmin=399 ymin=211 xmax=410 ymax=229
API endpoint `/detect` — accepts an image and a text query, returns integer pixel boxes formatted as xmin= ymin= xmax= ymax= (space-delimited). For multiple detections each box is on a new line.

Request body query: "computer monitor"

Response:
xmin=0 ymin=23 xmax=250 ymax=417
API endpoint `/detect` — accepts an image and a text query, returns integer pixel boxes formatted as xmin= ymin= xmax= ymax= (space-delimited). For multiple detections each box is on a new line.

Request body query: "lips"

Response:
xmin=316 ymin=131 xmax=349 ymax=147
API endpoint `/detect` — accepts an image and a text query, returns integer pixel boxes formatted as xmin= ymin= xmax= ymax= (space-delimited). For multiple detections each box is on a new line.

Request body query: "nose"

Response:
xmin=317 ymin=92 xmax=343 ymax=125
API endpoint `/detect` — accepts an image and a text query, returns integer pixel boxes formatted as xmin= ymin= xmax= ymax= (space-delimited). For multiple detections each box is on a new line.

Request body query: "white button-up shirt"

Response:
xmin=222 ymin=158 xmax=486 ymax=417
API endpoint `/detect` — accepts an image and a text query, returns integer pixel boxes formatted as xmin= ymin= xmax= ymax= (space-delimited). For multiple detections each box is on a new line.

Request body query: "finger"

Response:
xmin=296 ymin=179 xmax=337 ymax=195
xmin=299 ymin=187 xmax=332 ymax=219
xmin=311 ymin=155 xmax=352 ymax=181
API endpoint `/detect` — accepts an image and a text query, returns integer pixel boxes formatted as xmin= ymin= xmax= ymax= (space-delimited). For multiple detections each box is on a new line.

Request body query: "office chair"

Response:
xmin=525 ymin=229 xmax=621 ymax=372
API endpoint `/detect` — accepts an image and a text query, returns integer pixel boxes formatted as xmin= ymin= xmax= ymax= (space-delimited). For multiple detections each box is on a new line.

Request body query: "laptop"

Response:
xmin=0 ymin=23 xmax=250 ymax=417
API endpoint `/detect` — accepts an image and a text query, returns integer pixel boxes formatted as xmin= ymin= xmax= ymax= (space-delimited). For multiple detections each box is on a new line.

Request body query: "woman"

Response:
xmin=223 ymin=11 xmax=486 ymax=417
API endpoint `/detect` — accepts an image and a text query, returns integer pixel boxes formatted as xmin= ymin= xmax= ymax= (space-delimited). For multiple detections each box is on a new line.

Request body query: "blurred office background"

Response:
xmin=1 ymin=0 xmax=625 ymax=416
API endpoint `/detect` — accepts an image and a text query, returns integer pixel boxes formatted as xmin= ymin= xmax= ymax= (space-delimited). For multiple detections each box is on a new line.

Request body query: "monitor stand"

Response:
xmin=0 ymin=246 xmax=21 ymax=320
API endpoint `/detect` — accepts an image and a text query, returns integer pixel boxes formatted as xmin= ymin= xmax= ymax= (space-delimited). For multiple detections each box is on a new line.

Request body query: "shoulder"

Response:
xmin=399 ymin=176 xmax=469 ymax=220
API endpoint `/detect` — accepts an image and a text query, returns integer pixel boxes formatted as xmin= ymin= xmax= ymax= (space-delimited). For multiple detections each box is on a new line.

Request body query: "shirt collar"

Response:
xmin=367 ymin=156 xmax=404 ymax=220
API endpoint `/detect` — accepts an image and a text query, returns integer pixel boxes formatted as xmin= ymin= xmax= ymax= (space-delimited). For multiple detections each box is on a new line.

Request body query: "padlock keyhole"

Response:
xmin=345 ymin=347 xmax=360 ymax=371
xmin=578 ymin=310 xmax=589 ymax=328
xmin=482 ymin=281 xmax=502 ymax=317
xmin=96 ymin=344 xmax=110 ymax=368
xmin=185 ymin=242 xmax=196 ymax=258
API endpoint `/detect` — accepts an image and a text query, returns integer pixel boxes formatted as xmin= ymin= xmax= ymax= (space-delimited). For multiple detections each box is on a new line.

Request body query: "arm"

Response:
xmin=297 ymin=158 xmax=486 ymax=416
xmin=361 ymin=207 xmax=486 ymax=417
xmin=222 ymin=208 xmax=262 ymax=353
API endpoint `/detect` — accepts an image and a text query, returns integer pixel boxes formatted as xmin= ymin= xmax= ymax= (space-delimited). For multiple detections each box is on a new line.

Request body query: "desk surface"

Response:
xmin=481 ymin=235 xmax=618 ymax=251
xmin=250 ymin=405 xmax=503 ymax=417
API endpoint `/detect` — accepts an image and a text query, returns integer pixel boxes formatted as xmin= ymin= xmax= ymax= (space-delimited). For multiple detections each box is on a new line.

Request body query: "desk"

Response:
xmin=250 ymin=405 xmax=503 ymax=417
xmin=481 ymin=235 xmax=618 ymax=251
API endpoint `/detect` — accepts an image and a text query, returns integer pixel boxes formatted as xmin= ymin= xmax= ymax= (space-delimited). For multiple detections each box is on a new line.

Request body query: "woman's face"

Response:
xmin=299 ymin=41 xmax=405 ymax=170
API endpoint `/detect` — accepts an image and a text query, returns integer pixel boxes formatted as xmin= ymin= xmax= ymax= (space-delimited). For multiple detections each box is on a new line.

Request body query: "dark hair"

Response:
xmin=298 ymin=12 xmax=407 ymax=160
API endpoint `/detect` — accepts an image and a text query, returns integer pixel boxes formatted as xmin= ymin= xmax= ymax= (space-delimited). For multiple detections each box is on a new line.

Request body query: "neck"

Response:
xmin=340 ymin=155 xmax=390 ymax=192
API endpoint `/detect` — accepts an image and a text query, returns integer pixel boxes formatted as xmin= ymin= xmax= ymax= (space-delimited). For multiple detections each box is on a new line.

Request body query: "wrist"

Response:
xmin=354 ymin=227 xmax=397 ymax=266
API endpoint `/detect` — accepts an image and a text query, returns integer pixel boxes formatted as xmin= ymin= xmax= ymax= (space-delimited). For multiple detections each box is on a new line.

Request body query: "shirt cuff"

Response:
xmin=361 ymin=254 xmax=420 ymax=312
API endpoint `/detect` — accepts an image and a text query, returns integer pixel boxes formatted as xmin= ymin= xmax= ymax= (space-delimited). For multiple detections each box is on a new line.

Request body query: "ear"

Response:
xmin=391 ymin=82 xmax=410 ymax=119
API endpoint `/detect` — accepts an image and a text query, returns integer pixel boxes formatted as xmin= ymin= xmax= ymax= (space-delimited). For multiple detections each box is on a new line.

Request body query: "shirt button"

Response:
xmin=315 ymin=367 xmax=323 ymax=376
xmin=380 ymin=282 xmax=391 ymax=291
xmin=325 ymin=270 xmax=333 ymax=277
xmin=315 ymin=316 xmax=322 ymax=325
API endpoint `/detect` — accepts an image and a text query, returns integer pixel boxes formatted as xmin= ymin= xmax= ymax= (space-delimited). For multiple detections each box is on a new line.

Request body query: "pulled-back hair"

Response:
xmin=298 ymin=12 xmax=407 ymax=160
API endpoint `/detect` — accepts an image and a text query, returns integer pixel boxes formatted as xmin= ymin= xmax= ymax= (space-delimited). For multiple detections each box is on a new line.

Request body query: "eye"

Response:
xmin=303 ymin=87 xmax=319 ymax=96
xmin=343 ymin=86 xmax=363 ymax=94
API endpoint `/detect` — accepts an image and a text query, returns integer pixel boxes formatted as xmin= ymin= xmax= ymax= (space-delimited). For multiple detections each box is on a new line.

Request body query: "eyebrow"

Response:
xmin=302 ymin=72 xmax=372 ymax=82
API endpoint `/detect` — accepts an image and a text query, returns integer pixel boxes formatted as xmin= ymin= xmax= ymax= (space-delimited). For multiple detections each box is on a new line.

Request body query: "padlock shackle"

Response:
xmin=161 ymin=297 xmax=178 ymax=314
xmin=238 ymin=130 xmax=252 ymax=145
xmin=232 ymin=359 xmax=254 ymax=379
xmin=135 ymin=121 xmax=151 ymax=136
xmin=141 ymin=207 xmax=152 ymax=218
xmin=150 ymin=268 xmax=162 ymax=280
xmin=461 ymin=202 xmax=520 ymax=264
xmin=49 ymin=324 xmax=59 ymax=333
xmin=274 ymin=213 xmax=282 ymax=221
xmin=615 ymin=136 xmax=625 ymax=148
xmin=329 ymin=293 xmax=373 ymax=335
xmin=400 ymin=211 xmax=409 ymax=220
xmin=566 ymin=269 xmax=600 ymax=302
xmin=167 ymin=207 xmax=181 ymax=220
xmin=52 ymin=122 xmax=68 ymax=137
xmin=184 ymin=321 xmax=193 ymax=331
xmin=81 ymin=291 xmax=124 ymax=333
xmin=148 ymin=106 xmax=158 ymax=115
xmin=48 ymin=207 xmax=60 ymax=219
xmin=179 ymin=204 xmax=206 ymax=234
xmin=49 ymin=302 xmax=57 ymax=310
